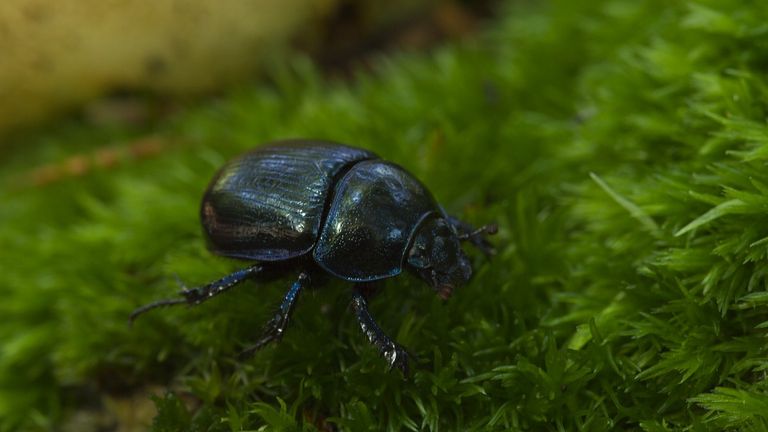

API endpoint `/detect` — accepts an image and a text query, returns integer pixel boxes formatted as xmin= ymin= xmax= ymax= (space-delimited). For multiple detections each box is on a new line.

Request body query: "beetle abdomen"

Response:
xmin=314 ymin=160 xmax=439 ymax=281
xmin=201 ymin=140 xmax=376 ymax=260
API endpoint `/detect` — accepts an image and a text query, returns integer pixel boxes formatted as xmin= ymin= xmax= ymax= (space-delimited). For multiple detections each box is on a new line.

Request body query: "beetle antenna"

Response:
xmin=458 ymin=223 xmax=498 ymax=241
xmin=458 ymin=223 xmax=498 ymax=257
xmin=128 ymin=298 xmax=188 ymax=326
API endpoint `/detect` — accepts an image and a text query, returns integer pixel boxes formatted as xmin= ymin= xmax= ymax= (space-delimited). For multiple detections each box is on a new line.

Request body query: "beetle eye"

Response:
xmin=434 ymin=220 xmax=452 ymax=237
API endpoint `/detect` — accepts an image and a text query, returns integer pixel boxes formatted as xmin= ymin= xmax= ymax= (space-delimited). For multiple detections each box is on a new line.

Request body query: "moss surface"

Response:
xmin=3 ymin=0 xmax=768 ymax=430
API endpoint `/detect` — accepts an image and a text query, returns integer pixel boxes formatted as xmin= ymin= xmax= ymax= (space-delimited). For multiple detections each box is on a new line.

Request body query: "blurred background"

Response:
xmin=0 ymin=0 xmax=493 ymax=139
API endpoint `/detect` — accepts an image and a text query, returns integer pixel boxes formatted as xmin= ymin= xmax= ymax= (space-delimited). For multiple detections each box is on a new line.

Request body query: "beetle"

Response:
xmin=130 ymin=139 xmax=496 ymax=373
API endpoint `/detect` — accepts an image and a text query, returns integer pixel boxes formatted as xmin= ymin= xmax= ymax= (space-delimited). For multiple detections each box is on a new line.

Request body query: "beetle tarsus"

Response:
xmin=383 ymin=343 xmax=411 ymax=376
xmin=351 ymin=286 xmax=410 ymax=376
xmin=239 ymin=272 xmax=309 ymax=357
xmin=129 ymin=264 xmax=264 ymax=324
xmin=128 ymin=298 xmax=188 ymax=325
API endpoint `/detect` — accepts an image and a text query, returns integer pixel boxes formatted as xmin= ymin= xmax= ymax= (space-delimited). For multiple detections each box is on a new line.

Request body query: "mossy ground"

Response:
xmin=3 ymin=0 xmax=768 ymax=430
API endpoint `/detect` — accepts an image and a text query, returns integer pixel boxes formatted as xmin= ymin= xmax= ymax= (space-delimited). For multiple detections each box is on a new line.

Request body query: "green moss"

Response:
xmin=3 ymin=0 xmax=768 ymax=430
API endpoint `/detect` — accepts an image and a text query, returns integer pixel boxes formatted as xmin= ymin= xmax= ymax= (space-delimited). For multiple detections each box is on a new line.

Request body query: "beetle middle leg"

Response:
xmin=129 ymin=264 xmax=264 ymax=324
xmin=351 ymin=284 xmax=410 ymax=375
xmin=240 ymin=272 xmax=310 ymax=357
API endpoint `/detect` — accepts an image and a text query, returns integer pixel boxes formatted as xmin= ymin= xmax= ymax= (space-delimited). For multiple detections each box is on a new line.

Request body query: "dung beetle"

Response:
xmin=130 ymin=139 xmax=496 ymax=373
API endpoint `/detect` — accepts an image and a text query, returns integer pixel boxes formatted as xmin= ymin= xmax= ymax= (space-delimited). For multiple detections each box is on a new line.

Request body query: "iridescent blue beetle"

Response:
xmin=130 ymin=140 xmax=495 ymax=373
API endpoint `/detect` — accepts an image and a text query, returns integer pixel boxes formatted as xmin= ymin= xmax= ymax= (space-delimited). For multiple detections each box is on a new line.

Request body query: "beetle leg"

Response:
xmin=350 ymin=286 xmax=410 ymax=376
xmin=129 ymin=264 xmax=264 ymax=324
xmin=177 ymin=265 xmax=265 ymax=304
xmin=240 ymin=272 xmax=310 ymax=358
xmin=447 ymin=215 xmax=497 ymax=257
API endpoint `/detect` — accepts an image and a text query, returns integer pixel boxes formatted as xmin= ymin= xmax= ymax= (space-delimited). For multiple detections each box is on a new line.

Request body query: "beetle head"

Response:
xmin=407 ymin=217 xmax=472 ymax=299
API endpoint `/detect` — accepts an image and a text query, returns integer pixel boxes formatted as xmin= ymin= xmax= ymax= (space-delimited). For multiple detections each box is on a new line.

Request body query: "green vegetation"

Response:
xmin=3 ymin=0 xmax=768 ymax=430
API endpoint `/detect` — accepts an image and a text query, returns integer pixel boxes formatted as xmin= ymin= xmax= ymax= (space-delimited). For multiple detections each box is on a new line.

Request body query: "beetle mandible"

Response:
xmin=130 ymin=140 xmax=496 ymax=373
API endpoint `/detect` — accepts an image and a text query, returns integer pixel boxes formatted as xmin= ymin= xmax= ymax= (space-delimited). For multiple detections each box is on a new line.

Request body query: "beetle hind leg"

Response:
xmin=351 ymin=285 xmax=410 ymax=376
xmin=240 ymin=272 xmax=310 ymax=358
xmin=129 ymin=264 xmax=264 ymax=324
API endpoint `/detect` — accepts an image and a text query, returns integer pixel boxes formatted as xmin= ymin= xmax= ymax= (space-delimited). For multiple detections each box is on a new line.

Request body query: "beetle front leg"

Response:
xmin=351 ymin=285 xmax=410 ymax=375
xmin=240 ymin=272 xmax=310 ymax=358
xmin=129 ymin=264 xmax=264 ymax=324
